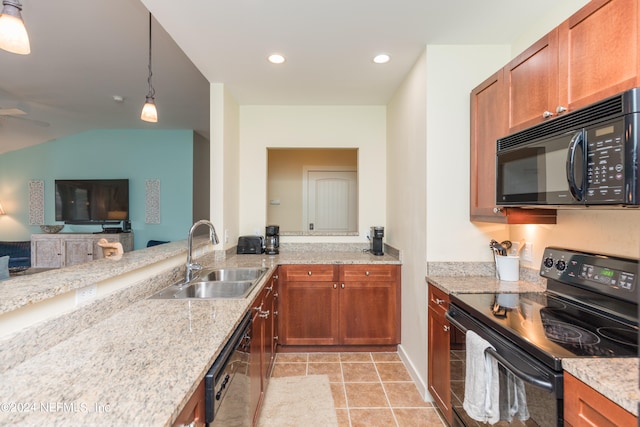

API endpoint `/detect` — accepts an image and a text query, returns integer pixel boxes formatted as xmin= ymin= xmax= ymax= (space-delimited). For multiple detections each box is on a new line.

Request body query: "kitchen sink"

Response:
xmin=149 ymin=267 xmax=268 ymax=299
xmin=174 ymin=280 xmax=257 ymax=299
xmin=196 ymin=268 xmax=267 ymax=282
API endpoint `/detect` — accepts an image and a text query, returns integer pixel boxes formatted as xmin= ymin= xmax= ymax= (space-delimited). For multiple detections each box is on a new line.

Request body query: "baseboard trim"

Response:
xmin=397 ymin=344 xmax=432 ymax=402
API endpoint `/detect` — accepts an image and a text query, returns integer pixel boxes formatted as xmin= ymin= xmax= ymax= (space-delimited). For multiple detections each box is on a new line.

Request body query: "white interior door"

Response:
xmin=306 ymin=170 xmax=357 ymax=232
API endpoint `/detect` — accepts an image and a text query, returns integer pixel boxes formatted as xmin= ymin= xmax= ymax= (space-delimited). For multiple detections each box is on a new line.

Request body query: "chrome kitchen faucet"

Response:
xmin=185 ymin=219 xmax=220 ymax=283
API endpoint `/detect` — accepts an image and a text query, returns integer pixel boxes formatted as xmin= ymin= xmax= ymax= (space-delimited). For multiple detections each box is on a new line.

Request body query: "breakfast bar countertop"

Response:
xmin=0 ymin=244 xmax=401 ymax=426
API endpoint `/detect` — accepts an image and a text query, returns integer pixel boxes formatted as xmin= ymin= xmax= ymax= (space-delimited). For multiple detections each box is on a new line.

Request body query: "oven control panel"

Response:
xmin=540 ymin=247 xmax=637 ymax=303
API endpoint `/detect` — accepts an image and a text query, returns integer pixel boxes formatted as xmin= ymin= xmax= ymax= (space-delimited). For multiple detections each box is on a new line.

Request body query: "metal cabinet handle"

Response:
xmin=542 ymin=110 xmax=554 ymax=119
xmin=333 ymin=284 xmax=337 ymax=289
xmin=365 ymin=271 xmax=370 ymax=276
xmin=266 ymin=285 xmax=273 ymax=291
xmin=273 ymin=291 xmax=279 ymax=298
xmin=443 ymin=325 xmax=450 ymax=332
xmin=556 ymin=105 xmax=567 ymax=114
xmin=259 ymin=310 xmax=270 ymax=319
xmin=253 ymin=303 xmax=263 ymax=312
xmin=308 ymin=271 xmax=312 ymax=276
xmin=274 ymin=310 xmax=278 ymax=316
xmin=435 ymin=298 xmax=445 ymax=305
xmin=492 ymin=207 xmax=503 ymax=214
xmin=274 ymin=274 xmax=279 ymax=280
xmin=341 ymin=283 xmax=345 ymax=289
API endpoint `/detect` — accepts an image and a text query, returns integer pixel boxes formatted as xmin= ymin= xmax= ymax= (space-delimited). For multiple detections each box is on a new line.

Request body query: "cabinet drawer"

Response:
xmin=428 ymin=284 xmax=450 ymax=316
xmin=280 ymin=264 xmax=337 ymax=281
xmin=340 ymin=264 xmax=399 ymax=281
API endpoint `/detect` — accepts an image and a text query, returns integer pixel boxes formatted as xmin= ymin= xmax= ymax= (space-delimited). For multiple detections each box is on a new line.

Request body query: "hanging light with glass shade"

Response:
xmin=140 ymin=12 xmax=158 ymax=123
xmin=0 ymin=0 xmax=30 ymax=55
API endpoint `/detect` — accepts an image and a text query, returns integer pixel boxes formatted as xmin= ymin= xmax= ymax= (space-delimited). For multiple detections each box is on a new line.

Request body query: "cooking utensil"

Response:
xmin=489 ymin=240 xmax=507 ymax=256
xmin=516 ymin=239 xmax=526 ymax=257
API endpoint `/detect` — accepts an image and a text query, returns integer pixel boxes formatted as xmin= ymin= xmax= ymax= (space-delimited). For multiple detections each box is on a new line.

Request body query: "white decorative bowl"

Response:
xmin=40 ymin=225 xmax=64 ymax=234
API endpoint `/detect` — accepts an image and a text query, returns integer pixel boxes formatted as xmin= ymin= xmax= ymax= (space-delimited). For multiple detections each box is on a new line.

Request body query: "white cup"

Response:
xmin=495 ymin=255 xmax=520 ymax=281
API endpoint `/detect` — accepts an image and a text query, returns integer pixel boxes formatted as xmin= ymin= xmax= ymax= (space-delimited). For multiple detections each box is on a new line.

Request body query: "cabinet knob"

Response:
xmin=341 ymin=283 xmax=345 ymax=289
xmin=443 ymin=325 xmax=450 ymax=332
xmin=365 ymin=271 xmax=370 ymax=276
xmin=435 ymin=298 xmax=445 ymax=305
xmin=542 ymin=110 xmax=554 ymax=119
xmin=308 ymin=271 xmax=312 ymax=276
xmin=273 ymin=291 xmax=279 ymax=298
xmin=556 ymin=105 xmax=567 ymax=114
xmin=492 ymin=207 xmax=503 ymax=214
xmin=333 ymin=284 xmax=337 ymax=289
xmin=259 ymin=309 xmax=270 ymax=319
xmin=274 ymin=310 xmax=278 ymax=316
xmin=274 ymin=274 xmax=279 ymax=280
xmin=274 ymin=335 xmax=279 ymax=341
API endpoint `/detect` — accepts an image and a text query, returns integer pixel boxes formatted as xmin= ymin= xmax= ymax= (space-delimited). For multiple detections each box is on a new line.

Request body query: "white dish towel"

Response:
xmin=462 ymin=330 xmax=500 ymax=424
xmin=500 ymin=370 xmax=530 ymax=422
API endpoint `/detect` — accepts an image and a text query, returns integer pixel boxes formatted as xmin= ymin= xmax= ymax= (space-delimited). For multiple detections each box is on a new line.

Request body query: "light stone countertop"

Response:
xmin=427 ymin=267 xmax=639 ymax=417
xmin=0 ymin=244 xmax=401 ymax=426
xmin=562 ymin=358 xmax=639 ymax=416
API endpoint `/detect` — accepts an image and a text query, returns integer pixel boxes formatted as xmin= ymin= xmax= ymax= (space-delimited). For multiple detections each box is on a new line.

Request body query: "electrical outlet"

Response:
xmin=75 ymin=285 xmax=97 ymax=306
xmin=510 ymin=241 xmax=520 ymax=256
xmin=522 ymin=242 xmax=533 ymax=262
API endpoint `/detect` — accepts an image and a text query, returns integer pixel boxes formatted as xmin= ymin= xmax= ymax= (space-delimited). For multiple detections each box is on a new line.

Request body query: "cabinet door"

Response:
xmin=279 ymin=280 xmax=339 ymax=345
xmin=339 ymin=280 xmax=399 ymax=345
xmin=470 ymin=69 xmax=507 ymax=222
xmin=558 ymin=0 xmax=640 ymax=110
xmin=172 ymin=378 xmax=205 ymax=427
xmin=427 ymin=285 xmax=452 ymax=425
xmin=504 ymin=31 xmax=559 ymax=133
xmin=564 ymin=372 xmax=636 ymax=427
xmin=31 ymin=238 xmax=62 ymax=268
xmin=63 ymin=239 xmax=94 ymax=266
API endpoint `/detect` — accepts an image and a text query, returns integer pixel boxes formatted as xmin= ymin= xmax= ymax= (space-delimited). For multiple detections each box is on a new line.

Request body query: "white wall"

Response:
xmin=210 ymin=84 xmax=241 ymax=250
xmin=386 ymin=51 xmax=428 ymax=394
xmin=238 ymin=106 xmax=386 ymax=242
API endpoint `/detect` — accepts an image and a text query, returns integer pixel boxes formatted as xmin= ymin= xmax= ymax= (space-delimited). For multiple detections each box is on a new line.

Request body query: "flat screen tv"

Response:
xmin=55 ymin=179 xmax=129 ymax=224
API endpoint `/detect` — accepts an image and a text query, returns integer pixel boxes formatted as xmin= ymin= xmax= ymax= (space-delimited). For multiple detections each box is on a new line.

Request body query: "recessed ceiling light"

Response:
xmin=373 ymin=53 xmax=391 ymax=64
xmin=268 ymin=54 xmax=286 ymax=64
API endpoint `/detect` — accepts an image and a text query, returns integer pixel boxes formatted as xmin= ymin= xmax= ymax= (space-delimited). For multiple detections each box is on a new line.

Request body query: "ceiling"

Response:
xmin=0 ymin=0 xmax=587 ymax=155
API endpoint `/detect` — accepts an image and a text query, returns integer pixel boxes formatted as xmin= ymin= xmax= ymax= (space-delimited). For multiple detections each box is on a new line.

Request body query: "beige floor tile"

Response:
xmin=384 ymin=382 xmax=431 ymax=408
xmin=340 ymin=352 xmax=373 ymax=362
xmin=345 ymin=382 xmax=389 ymax=408
xmin=393 ymin=407 xmax=446 ymax=426
xmin=270 ymin=362 xmax=306 ymax=377
xmin=349 ymin=408 xmax=396 ymax=427
xmin=275 ymin=352 xmax=308 ymax=363
xmin=308 ymin=352 xmax=341 ymax=363
xmin=335 ymin=408 xmax=351 ymax=427
xmin=308 ymin=362 xmax=343 ymax=382
xmin=331 ymin=383 xmax=347 ymax=408
xmin=376 ymin=362 xmax=413 ymax=382
xmin=372 ymin=352 xmax=402 ymax=362
xmin=342 ymin=362 xmax=380 ymax=382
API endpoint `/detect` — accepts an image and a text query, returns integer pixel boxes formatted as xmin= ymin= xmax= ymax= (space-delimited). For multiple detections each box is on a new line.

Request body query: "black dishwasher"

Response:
xmin=205 ymin=311 xmax=252 ymax=426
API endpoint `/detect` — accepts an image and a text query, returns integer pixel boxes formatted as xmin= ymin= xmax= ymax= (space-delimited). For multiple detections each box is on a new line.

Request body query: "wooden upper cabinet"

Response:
xmin=558 ymin=0 xmax=640 ymax=109
xmin=505 ymin=0 xmax=640 ymax=134
xmin=505 ymin=31 xmax=559 ymax=133
xmin=470 ymin=70 xmax=557 ymax=224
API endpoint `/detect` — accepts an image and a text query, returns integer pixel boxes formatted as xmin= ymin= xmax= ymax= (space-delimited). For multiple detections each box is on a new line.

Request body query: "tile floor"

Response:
xmin=271 ymin=352 xmax=447 ymax=427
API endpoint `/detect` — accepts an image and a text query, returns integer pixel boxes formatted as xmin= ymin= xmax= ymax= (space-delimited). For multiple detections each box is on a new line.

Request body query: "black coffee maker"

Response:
xmin=370 ymin=226 xmax=384 ymax=256
xmin=265 ymin=225 xmax=280 ymax=255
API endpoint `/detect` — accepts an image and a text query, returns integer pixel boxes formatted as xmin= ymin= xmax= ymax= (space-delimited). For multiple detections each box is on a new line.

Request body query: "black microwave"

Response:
xmin=496 ymin=88 xmax=640 ymax=207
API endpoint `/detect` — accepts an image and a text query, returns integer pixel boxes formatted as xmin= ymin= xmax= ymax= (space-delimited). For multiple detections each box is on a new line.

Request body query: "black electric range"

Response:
xmin=449 ymin=247 xmax=638 ymax=372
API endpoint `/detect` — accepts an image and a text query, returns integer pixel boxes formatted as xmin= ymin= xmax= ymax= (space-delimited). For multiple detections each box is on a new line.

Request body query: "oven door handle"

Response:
xmin=445 ymin=312 xmax=554 ymax=392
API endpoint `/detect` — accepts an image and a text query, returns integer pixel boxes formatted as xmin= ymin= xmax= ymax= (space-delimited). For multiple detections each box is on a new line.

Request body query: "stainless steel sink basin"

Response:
xmin=174 ymin=280 xmax=257 ymax=299
xmin=149 ymin=267 xmax=268 ymax=299
xmin=195 ymin=267 xmax=267 ymax=282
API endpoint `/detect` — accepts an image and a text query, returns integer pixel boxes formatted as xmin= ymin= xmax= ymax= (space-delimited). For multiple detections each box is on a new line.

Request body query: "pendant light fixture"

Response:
xmin=140 ymin=12 xmax=158 ymax=123
xmin=0 ymin=0 xmax=30 ymax=55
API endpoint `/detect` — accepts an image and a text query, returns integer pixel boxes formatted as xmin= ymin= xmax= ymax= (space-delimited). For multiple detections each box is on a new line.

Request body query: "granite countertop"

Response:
xmin=427 ymin=268 xmax=639 ymax=417
xmin=0 ymin=245 xmax=400 ymax=426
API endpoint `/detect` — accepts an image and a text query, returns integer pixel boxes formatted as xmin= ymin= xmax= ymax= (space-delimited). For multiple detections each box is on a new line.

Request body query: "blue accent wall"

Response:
xmin=0 ymin=129 xmax=195 ymax=249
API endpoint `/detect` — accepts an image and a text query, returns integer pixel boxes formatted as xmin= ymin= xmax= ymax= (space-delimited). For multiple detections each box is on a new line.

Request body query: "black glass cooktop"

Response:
xmin=451 ymin=291 xmax=638 ymax=369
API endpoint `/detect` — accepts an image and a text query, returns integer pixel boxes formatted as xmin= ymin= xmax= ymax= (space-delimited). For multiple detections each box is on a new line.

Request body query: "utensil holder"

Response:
xmin=495 ymin=255 xmax=520 ymax=281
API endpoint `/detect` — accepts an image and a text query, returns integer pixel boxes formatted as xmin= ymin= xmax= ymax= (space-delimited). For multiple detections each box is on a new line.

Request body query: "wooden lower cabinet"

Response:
xmin=427 ymin=284 xmax=452 ymax=425
xmin=250 ymin=269 xmax=279 ymax=425
xmin=564 ymin=372 xmax=636 ymax=427
xmin=172 ymin=378 xmax=205 ymax=427
xmin=279 ymin=264 xmax=400 ymax=349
